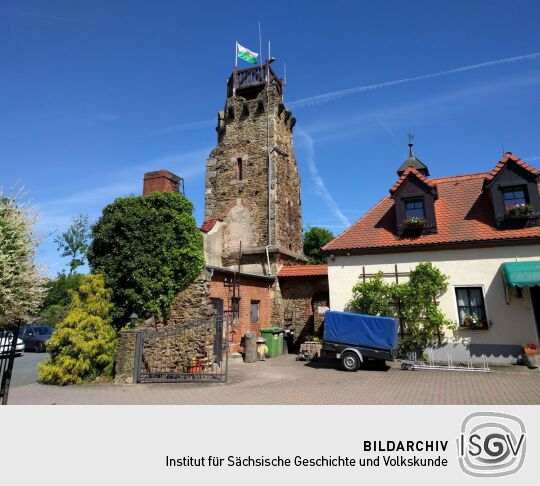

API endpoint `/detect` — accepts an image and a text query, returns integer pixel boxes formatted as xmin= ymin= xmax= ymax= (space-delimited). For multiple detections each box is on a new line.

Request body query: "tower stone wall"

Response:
xmin=204 ymin=69 xmax=303 ymax=264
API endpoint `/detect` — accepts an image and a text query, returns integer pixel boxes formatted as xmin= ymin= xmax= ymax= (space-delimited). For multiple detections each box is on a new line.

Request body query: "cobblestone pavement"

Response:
xmin=8 ymin=354 xmax=540 ymax=405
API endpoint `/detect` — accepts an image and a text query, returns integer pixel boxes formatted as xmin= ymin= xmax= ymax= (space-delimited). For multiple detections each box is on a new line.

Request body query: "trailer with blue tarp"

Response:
xmin=322 ymin=311 xmax=399 ymax=371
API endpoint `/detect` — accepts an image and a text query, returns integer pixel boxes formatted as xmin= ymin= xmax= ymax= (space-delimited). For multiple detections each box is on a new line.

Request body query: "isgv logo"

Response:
xmin=457 ymin=412 xmax=526 ymax=477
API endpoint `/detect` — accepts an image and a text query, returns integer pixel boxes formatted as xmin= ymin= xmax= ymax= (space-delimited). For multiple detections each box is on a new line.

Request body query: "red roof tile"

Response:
xmin=485 ymin=152 xmax=540 ymax=183
xmin=200 ymin=218 xmax=221 ymax=233
xmin=389 ymin=166 xmax=437 ymax=195
xmin=278 ymin=264 xmax=328 ymax=277
xmin=324 ymin=154 xmax=540 ymax=253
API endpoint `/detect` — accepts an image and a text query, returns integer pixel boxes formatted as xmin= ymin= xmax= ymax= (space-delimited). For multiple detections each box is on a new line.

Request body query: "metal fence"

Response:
xmin=133 ymin=316 xmax=228 ymax=384
xmin=0 ymin=323 xmax=21 ymax=405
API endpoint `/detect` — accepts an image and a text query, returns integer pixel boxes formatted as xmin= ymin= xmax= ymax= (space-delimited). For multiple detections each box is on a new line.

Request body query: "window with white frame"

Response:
xmin=455 ymin=287 xmax=488 ymax=329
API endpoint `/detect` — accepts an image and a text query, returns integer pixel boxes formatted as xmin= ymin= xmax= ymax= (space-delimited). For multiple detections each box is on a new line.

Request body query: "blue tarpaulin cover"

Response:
xmin=324 ymin=311 xmax=399 ymax=351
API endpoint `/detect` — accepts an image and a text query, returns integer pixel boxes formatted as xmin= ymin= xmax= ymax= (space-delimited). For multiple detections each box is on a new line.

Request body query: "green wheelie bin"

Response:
xmin=259 ymin=327 xmax=284 ymax=358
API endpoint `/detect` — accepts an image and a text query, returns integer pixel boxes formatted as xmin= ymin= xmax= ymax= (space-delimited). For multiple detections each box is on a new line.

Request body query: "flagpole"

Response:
xmin=258 ymin=22 xmax=262 ymax=68
xmin=233 ymin=41 xmax=237 ymax=98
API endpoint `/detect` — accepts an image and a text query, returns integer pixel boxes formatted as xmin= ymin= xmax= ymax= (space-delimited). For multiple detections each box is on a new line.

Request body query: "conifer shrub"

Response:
xmin=39 ymin=274 xmax=117 ymax=385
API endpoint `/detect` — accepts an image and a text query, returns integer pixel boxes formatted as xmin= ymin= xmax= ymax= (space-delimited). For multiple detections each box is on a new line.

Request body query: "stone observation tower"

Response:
xmin=203 ymin=60 xmax=305 ymax=275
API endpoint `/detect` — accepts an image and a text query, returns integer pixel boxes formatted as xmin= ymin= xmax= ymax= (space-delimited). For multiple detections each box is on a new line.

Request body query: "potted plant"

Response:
xmin=403 ymin=216 xmax=426 ymax=229
xmin=462 ymin=315 xmax=486 ymax=329
xmin=522 ymin=344 xmax=539 ymax=355
xmin=187 ymin=357 xmax=203 ymax=373
xmin=507 ymin=204 xmax=535 ymax=219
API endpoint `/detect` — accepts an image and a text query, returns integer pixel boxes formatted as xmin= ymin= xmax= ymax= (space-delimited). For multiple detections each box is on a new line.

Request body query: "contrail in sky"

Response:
xmin=289 ymin=52 xmax=540 ymax=108
xmin=152 ymin=119 xmax=214 ymax=134
xmin=297 ymin=129 xmax=351 ymax=227
xmin=154 ymin=51 xmax=540 ymax=133
xmin=375 ymin=115 xmax=401 ymax=146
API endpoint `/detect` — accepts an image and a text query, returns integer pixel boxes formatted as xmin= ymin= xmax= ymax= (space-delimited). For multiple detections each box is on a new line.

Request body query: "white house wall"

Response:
xmin=328 ymin=244 xmax=540 ymax=363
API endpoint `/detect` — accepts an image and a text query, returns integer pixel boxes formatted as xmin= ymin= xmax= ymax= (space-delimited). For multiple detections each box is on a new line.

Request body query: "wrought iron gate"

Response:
xmin=133 ymin=316 xmax=228 ymax=383
xmin=0 ymin=324 xmax=20 ymax=405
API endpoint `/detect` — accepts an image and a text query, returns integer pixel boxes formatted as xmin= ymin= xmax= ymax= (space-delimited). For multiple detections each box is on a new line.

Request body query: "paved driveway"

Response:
xmin=7 ymin=354 xmax=540 ymax=405
xmin=11 ymin=352 xmax=48 ymax=388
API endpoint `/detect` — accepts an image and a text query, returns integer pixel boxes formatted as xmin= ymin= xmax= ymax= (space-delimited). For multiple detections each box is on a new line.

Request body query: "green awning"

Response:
xmin=502 ymin=261 xmax=540 ymax=288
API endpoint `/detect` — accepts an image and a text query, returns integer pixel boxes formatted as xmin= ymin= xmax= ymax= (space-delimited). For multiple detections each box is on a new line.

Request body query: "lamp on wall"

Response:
xmin=129 ymin=312 xmax=139 ymax=327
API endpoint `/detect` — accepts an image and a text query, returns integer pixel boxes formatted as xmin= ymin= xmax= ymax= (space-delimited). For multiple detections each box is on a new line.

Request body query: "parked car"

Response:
xmin=0 ymin=330 xmax=25 ymax=357
xmin=18 ymin=325 xmax=54 ymax=353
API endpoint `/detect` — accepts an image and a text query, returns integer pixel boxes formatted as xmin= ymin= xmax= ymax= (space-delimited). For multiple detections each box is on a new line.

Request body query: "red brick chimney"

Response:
xmin=143 ymin=170 xmax=180 ymax=195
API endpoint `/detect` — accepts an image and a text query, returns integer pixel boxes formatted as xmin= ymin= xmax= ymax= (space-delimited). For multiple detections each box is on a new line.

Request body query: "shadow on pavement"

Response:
xmin=303 ymin=357 xmax=391 ymax=372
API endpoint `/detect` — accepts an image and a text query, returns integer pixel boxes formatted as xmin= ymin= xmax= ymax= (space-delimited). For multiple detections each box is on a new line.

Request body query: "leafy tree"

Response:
xmin=54 ymin=214 xmax=91 ymax=275
xmin=303 ymin=227 xmax=334 ymax=264
xmin=39 ymin=274 xmax=117 ymax=385
xmin=87 ymin=192 xmax=205 ymax=327
xmin=0 ymin=191 xmax=45 ymax=328
xmin=39 ymin=272 xmax=84 ymax=325
xmin=348 ymin=273 xmax=402 ymax=317
xmin=348 ymin=262 xmax=454 ymax=357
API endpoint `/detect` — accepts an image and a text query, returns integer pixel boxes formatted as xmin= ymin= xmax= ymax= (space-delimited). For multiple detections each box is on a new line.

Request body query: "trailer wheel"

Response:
xmin=341 ymin=351 xmax=361 ymax=372
xmin=401 ymin=362 xmax=410 ymax=370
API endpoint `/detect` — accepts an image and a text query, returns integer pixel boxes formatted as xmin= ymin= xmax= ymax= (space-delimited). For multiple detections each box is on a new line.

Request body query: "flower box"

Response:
xmin=403 ymin=217 xmax=426 ymax=229
xmin=461 ymin=316 xmax=487 ymax=329
xmin=506 ymin=204 xmax=536 ymax=220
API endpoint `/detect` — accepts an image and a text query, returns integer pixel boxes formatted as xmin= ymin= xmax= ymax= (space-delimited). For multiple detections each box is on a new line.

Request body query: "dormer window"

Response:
xmin=503 ymin=186 xmax=527 ymax=211
xmin=390 ymin=165 xmax=437 ymax=236
xmin=405 ymin=198 xmax=425 ymax=219
xmin=483 ymin=153 xmax=540 ymax=228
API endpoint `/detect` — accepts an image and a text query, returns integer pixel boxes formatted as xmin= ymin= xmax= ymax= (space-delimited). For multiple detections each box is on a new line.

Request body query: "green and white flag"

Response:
xmin=237 ymin=42 xmax=258 ymax=64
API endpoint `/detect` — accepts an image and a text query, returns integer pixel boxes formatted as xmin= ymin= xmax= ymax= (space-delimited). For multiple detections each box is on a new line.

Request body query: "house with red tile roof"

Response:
xmin=323 ymin=145 xmax=540 ymax=363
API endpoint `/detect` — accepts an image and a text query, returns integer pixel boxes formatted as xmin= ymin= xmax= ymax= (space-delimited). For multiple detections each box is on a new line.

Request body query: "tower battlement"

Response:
xmin=226 ymin=63 xmax=283 ymax=99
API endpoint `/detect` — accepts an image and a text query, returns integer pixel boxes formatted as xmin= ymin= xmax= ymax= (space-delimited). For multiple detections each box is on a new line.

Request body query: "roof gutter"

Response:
xmin=324 ymin=236 xmax=540 ymax=256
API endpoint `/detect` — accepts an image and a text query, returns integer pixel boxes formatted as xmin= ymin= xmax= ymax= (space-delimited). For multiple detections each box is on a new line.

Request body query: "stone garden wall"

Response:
xmin=114 ymin=270 xmax=217 ymax=383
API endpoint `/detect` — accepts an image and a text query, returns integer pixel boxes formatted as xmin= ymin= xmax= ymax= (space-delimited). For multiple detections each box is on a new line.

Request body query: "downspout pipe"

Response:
xmin=265 ymin=245 xmax=273 ymax=276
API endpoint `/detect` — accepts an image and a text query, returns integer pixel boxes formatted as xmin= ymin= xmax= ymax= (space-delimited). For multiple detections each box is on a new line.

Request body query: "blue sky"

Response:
xmin=2 ymin=0 xmax=540 ymax=275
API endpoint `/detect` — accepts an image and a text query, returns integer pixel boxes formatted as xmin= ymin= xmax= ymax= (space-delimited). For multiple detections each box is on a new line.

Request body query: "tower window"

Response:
xmin=288 ymin=200 xmax=293 ymax=226
xmin=235 ymin=158 xmax=243 ymax=181
xmin=404 ymin=198 xmax=425 ymax=219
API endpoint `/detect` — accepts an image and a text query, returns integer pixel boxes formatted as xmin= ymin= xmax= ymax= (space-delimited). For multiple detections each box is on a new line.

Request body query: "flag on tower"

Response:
xmin=237 ymin=42 xmax=259 ymax=64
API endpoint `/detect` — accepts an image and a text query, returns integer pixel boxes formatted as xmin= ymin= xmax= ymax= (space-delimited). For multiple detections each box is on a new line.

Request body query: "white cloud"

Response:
xmin=37 ymin=145 xmax=211 ymax=246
